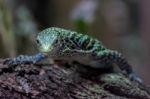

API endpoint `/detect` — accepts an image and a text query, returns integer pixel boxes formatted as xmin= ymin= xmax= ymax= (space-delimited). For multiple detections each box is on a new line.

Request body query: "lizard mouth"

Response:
xmin=40 ymin=46 xmax=53 ymax=53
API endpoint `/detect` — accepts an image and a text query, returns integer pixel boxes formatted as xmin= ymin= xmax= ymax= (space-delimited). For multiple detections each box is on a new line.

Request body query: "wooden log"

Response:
xmin=0 ymin=59 xmax=149 ymax=99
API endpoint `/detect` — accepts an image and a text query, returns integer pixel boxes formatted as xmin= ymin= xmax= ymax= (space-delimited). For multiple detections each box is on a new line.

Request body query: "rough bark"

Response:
xmin=0 ymin=59 xmax=149 ymax=99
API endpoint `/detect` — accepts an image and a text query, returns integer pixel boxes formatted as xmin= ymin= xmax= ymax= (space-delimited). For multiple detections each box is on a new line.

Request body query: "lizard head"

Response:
xmin=36 ymin=27 xmax=67 ymax=58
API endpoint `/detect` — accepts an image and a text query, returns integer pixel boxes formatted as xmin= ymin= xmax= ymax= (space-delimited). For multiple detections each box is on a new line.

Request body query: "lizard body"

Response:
xmin=4 ymin=27 xmax=142 ymax=84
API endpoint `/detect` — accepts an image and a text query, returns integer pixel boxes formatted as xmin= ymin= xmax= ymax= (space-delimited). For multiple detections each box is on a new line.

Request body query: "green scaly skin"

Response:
xmin=4 ymin=27 xmax=143 ymax=84
xmin=36 ymin=27 xmax=142 ymax=83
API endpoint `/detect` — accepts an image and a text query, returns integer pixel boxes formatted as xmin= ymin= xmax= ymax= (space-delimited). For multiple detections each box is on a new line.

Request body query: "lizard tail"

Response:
xmin=98 ymin=50 xmax=143 ymax=84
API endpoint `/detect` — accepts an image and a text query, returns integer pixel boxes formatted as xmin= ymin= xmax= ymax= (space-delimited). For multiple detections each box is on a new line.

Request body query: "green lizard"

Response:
xmin=4 ymin=27 xmax=143 ymax=84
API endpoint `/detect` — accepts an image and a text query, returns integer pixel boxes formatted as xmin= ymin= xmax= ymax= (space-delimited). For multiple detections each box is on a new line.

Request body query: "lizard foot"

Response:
xmin=3 ymin=53 xmax=46 ymax=66
xmin=129 ymin=73 xmax=143 ymax=85
xmin=3 ymin=56 xmax=33 ymax=66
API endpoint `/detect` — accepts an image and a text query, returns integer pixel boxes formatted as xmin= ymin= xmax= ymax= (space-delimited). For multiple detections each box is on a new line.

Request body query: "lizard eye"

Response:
xmin=55 ymin=39 xmax=59 ymax=43
xmin=36 ymin=39 xmax=40 ymax=44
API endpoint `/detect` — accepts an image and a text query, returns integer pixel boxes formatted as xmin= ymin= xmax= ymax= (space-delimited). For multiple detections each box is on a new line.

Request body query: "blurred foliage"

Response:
xmin=16 ymin=6 xmax=38 ymax=37
xmin=70 ymin=0 xmax=98 ymax=33
xmin=0 ymin=0 xmax=38 ymax=57
xmin=72 ymin=19 xmax=89 ymax=33
xmin=0 ymin=0 xmax=16 ymax=57
xmin=15 ymin=5 xmax=38 ymax=55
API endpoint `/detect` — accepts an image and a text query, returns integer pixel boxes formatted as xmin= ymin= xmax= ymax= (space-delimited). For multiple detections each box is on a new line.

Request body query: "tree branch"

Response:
xmin=0 ymin=59 xmax=149 ymax=99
